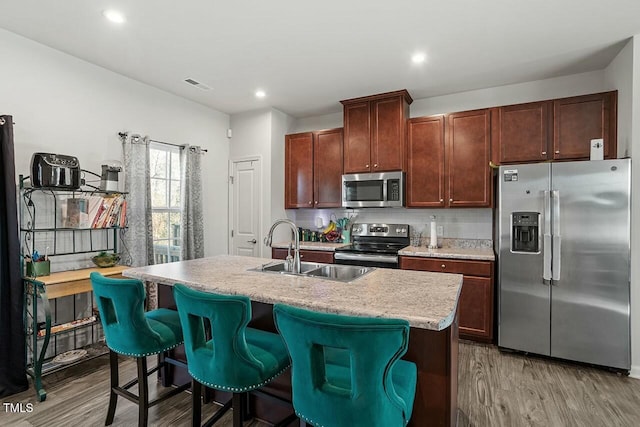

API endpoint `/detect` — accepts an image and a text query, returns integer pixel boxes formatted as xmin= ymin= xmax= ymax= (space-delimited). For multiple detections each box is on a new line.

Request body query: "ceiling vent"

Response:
xmin=184 ymin=78 xmax=211 ymax=91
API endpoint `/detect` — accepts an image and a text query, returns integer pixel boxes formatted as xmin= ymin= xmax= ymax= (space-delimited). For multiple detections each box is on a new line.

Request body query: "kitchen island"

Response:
xmin=124 ymin=255 xmax=463 ymax=427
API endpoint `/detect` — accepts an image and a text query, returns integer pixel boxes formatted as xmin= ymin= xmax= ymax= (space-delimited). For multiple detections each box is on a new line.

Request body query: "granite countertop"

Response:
xmin=272 ymin=241 xmax=348 ymax=251
xmin=399 ymin=238 xmax=495 ymax=261
xmin=123 ymin=255 xmax=462 ymax=331
xmin=398 ymin=246 xmax=495 ymax=261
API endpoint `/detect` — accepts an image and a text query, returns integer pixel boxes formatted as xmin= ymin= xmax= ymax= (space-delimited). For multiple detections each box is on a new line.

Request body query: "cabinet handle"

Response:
xmin=449 ymin=198 xmax=453 ymax=202
xmin=542 ymin=151 xmax=547 ymax=155
xmin=374 ymin=163 xmax=378 ymax=168
xmin=315 ymin=201 xmax=318 ymax=204
xmin=441 ymin=264 xmax=446 ymax=269
xmin=365 ymin=164 xmax=369 ymax=168
xmin=300 ymin=254 xmax=304 ymax=258
xmin=440 ymin=199 xmax=444 ymax=202
xmin=555 ymin=150 xmax=560 ymax=154
xmin=308 ymin=201 xmax=312 ymax=205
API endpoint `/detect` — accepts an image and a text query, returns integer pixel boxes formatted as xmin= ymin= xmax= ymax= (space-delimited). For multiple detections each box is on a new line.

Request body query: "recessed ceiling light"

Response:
xmin=411 ymin=53 xmax=427 ymax=64
xmin=103 ymin=10 xmax=126 ymax=24
xmin=255 ymin=90 xmax=266 ymax=98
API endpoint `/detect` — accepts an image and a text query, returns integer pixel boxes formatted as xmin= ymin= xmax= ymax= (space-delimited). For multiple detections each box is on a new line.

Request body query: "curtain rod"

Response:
xmin=118 ymin=132 xmax=208 ymax=153
xmin=149 ymin=138 xmax=208 ymax=153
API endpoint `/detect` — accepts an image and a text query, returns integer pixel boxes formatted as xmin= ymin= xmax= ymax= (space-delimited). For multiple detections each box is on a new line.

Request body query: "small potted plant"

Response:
xmin=91 ymin=251 xmax=120 ymax=268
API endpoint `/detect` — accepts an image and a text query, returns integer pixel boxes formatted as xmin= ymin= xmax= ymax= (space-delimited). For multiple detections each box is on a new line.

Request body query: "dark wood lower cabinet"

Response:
xmin=271 ymin=248 xmax=334 ymax=264
xmin=399 ymin=256 xmax=494 ymax=342
xmin=158 ymin=284 xmax=458 ymax=427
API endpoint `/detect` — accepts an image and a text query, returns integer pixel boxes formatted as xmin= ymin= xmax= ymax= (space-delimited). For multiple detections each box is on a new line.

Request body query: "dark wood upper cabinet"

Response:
xmin=285 ymin=129 xmax=343 ymax=209
xmin=341 ymin=90 xmax=412 ymax=174
xmin=406 ymin=116 xmax=446 ymax=207
xmin=492 ymin=101 xmax=551 ymax=164
xmin=491 ymin=91 xmax=618 ymax=165
xmin=343 ymin=102 xmax=371 ymax=174
xmin=285 ymin=132 xmax=314 ymax=208
xmin=313 ymin=128 xmax=343 ymax=208
xmin=407 ymin=111 xmax=492 ymax=208
xmin=447 ymin=109 xmax=492 ymax=207
xmin=553 ymin=91 xmax=617 ymax=160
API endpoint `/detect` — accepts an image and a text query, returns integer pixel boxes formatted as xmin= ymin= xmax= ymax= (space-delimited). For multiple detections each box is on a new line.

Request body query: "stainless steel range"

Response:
xmin=334 ymin=223 xmax=410 ymax=268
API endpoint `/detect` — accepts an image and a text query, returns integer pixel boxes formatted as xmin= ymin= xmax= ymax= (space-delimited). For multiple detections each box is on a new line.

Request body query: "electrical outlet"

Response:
xmin=437 ymin=226 xmax=444 ymax=237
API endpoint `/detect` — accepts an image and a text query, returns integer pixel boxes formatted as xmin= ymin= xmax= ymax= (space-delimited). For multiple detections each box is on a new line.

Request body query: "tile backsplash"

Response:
xmin=288 ymin=208 xmax=493 ymax=240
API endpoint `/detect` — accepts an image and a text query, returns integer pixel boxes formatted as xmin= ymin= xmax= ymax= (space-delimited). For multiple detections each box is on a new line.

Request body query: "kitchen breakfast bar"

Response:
xmin=123 ymin=255 xmax=463 ymax=427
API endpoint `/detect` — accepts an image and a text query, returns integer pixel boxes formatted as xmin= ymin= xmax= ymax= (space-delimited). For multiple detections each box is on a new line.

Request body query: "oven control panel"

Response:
xmin=351 ymin=223 xmax=409 ymax=238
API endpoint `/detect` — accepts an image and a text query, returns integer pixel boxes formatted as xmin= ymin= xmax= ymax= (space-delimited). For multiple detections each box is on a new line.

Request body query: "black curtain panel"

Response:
xmin=0 ymin=115 xmax=28 ymax=397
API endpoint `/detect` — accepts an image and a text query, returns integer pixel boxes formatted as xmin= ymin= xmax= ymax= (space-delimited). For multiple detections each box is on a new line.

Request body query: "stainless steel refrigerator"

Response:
xmin=496 ymin=159 xmax=630 ymax=370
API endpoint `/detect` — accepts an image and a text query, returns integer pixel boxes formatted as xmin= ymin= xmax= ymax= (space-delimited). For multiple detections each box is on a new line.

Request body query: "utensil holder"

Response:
xmin=26 ymin=260 xmax=51 ymax=277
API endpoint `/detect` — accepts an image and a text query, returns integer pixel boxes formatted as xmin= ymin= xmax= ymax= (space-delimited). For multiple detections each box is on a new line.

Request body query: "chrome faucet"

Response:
xmin=264 ymin=219 xmax=301 ymax=274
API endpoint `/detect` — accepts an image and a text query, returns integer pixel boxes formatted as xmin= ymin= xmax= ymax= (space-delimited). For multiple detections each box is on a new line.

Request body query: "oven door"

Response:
xmin=334 ymin=252 xmax=399 ymax=269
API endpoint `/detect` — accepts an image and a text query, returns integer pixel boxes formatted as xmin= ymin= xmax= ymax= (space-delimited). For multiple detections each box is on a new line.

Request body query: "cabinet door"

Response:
xmin=343 ymin=102 xmax=371 ymax=173
xmin=458 ymin=276 xmax=493 ymax=341
xmin=285 ymin=132 xmax=314 ymax=208
xmin=314 ymin=128 xmax=343 ymax=208
xmin=446 ymin=109 xmax=492 ymax=207
xmin=553 ymin=92 xmax=617 ymax=160
xmin=371 ymin=96 xmax=405 ymax=171
xmin=272 ymin=248 xmax=334 ymax=264
xmin=493 ymin=101 xmax=551 ymax=164
xmin=406 ymin=116 xmax=445 ymax=207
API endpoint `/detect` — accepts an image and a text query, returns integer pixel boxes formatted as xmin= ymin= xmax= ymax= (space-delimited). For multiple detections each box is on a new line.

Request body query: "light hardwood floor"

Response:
xmin=4 ymin=342 xmax=640 ymax=426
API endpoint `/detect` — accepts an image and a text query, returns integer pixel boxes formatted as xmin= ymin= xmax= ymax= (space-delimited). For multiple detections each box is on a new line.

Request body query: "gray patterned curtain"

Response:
xmin=180 ymin=145 xmax=204 ymax=260
xmin=122 ymin=135 xmax=156 ymax=309
xmin=0 ymin=115 xmax=28 ymax=397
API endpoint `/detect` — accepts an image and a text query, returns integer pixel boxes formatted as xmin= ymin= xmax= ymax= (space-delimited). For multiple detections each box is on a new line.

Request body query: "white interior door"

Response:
xmin=229 ymin=158 xmax=261 ymax=257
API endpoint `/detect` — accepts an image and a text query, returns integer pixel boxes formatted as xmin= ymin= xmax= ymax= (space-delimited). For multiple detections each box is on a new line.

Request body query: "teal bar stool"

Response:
xmin=90 ymin=272 xmax=189 ymax=427
xmin=172 ymin=283 xmax=296 ymax=427
xmin=273 ymin=304 xmax=418 ymax=427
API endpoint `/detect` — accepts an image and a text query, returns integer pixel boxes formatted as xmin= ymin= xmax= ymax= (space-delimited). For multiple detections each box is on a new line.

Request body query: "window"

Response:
xmin=150 ymin=143 xmax=181 ymax=263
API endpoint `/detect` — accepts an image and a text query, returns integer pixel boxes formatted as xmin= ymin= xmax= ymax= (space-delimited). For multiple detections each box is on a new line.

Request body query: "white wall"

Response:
xmin=292 ymin=111 xmax=343 ymax=133
xmin=294 ymin=208 xmax=493 ymax=241
xmin=229 ymin=108 xmax=296 ymax=255
xmin=410 ymin=70 xmax=606 ymax=118
xmin=0 ymin=28 xmax=230 ymax=259
xmin=629 ymin=35 xmax=640 ymax=379
xmin=605 ymin=39 xmax=634 ymax=158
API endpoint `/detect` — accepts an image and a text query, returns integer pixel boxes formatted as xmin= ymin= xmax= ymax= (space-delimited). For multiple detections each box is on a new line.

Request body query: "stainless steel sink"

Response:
xmin=251 ymin=261 xmax=374 ymax=282
xmin=260 ymin=261 xmax=323 ymax=274
xmin=305 ymin=264 xmax=374 ymax=282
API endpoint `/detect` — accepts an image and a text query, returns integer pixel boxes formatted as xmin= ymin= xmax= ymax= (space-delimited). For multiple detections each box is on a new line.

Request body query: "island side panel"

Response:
xmin=406 ymin=311 xmax=459 ymax=427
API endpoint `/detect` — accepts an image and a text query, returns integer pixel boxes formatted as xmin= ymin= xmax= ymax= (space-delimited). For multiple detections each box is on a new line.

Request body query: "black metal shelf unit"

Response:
xmin=19 ymin=175 xmax=127 ymax=401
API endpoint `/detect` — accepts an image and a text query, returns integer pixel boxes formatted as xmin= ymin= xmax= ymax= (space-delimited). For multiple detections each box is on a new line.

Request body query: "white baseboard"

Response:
xmin=630 ymin=365 xmax=640 ymax=379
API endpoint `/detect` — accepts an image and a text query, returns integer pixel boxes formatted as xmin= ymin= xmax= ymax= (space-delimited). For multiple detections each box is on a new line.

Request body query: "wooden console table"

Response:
xmin=24 ymin=265 xmax=127 ymax=401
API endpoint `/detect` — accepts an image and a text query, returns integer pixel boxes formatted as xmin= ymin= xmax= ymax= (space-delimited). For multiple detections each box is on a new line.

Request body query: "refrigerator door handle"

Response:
xmin=543 ymin=190 xmax=552 ymax=284
xmin=552 ymin=190 xmax=561 ymax=283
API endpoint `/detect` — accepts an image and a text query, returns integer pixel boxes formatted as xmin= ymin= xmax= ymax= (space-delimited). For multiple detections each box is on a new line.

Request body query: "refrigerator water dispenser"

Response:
xmin=511 ymin=212 xmax=539 ymax=253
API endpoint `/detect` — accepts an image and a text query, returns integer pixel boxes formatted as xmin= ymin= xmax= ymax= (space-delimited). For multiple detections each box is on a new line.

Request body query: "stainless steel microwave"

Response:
xmin=342 ymin=171 xmax=404 ymax=208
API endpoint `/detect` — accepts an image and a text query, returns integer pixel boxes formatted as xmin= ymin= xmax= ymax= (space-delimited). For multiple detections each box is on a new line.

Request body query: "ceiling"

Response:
xmin=1 ymin=1 xmax=639 ymax=118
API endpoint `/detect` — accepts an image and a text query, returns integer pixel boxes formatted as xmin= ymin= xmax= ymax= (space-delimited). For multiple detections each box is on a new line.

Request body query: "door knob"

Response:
xmin=247 ymin=239 xmax=257 ymax=244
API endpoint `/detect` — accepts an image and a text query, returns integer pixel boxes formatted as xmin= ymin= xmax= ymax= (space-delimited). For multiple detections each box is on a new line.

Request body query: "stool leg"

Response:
xmin=137 ymin=357 xmax=149 ymax=427
xmin=232 ymin=393 xmax=243 ymax=427
xmin=106 ymin=350 xmax=119 ymax=426
xmin=192 ymin=379 xmax=201 ymax=427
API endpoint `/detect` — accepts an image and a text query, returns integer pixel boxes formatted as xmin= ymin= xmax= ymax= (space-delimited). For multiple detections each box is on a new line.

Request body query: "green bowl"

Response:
xmin=92 ymin=254 xmax=120 ymax=268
